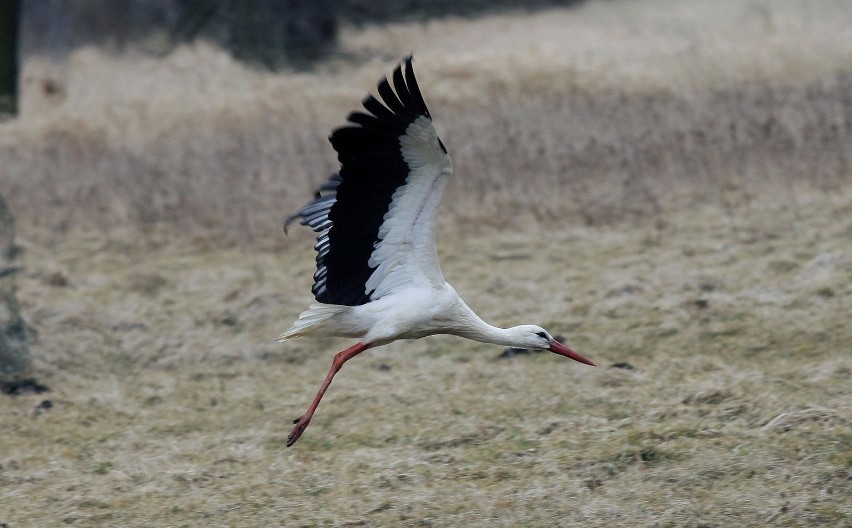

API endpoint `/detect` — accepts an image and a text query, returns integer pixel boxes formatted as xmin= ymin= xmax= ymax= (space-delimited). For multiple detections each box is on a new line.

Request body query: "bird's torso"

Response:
xmin=320 ymin=281 xmax=472 ymax=345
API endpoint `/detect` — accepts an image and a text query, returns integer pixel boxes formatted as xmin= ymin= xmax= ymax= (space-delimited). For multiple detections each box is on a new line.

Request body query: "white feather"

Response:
xmin=276 ymin=303 xmax=347 ymax=341
xmin=365 ymin=116 xmax=452 ymax=299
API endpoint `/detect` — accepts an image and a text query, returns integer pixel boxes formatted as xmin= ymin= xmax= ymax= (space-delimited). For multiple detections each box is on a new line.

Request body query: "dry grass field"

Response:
xmin=1 ymin=0 xmax=851 ymax=526
xmin=4 ymin=0 xmax=852 ymax=239
xmin=2 ymin=188 xmax=850 ymax=527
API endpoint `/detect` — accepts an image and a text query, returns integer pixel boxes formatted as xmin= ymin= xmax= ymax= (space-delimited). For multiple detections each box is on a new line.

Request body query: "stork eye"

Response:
xmin=535 ymin=331 xmax=548 ymax=339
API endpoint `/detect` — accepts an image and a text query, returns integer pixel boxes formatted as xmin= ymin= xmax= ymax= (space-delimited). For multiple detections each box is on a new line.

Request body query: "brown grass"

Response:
xmin=2 ymin=187 xmax=850 ymax=527
xmin=2 ymin=0 xmax=851 ymax=241
xmin=1 ymin=1 xmax=851 ymax=526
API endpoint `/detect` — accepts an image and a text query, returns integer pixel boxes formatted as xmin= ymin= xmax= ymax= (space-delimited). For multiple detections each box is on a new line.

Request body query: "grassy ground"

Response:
xmin=2 ymin=1 xmax=851 ymax=526
xmin=2 ymin=187 xmax=850 ymax=527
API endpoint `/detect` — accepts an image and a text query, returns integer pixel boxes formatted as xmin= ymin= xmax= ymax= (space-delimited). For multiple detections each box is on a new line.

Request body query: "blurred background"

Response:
xmin=1 ymin=2 xmax=850 ymax=526
xmin=2 ymin=0 xmax=850 ymax=242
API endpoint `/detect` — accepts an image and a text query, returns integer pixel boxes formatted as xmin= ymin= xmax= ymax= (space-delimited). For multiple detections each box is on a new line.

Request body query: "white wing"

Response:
xmin=366 ymin=112 xmax=452 ymax=298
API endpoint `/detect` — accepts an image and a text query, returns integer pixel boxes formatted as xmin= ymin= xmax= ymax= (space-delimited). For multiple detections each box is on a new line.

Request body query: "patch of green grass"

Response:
xmin=514 ymin=436 xmax=539 ymax=451
xmin=143 ymin=395 xmax=164 ymax=406
xmin=769 ymin=260 xmax=799 ymax=273
xmin=815 ymin=287 xmax=835 ymax=298
xmin=93 ymin=461 xmax=113 ymax=475
xmin=607 ymin=445 xmax=679 ymax=469
xmin=655 ymin=327 xmax=679 ymax=338
xmin=79 ymin=498 xmax=110 ymax=508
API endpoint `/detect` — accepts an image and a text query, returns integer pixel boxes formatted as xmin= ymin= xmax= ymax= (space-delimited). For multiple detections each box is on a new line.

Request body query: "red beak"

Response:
xmin=549 ymin=341 xmax=596 ymax=367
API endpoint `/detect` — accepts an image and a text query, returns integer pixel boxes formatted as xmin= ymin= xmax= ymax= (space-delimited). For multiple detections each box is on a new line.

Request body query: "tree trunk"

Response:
xmin=0 ymin=192 xmax=30 ymax=382
xmin=0 ymin=0 xmax=20 ymax=116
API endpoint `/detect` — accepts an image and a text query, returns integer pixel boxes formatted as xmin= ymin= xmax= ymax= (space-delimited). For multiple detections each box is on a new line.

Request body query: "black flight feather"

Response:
xmin=285 ymin=57 xmax=439 ymax=306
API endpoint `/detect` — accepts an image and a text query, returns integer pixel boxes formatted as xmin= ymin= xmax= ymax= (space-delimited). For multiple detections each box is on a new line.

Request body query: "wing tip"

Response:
xmin=284 ymin=173 xmax=342 ymax=234
xmin=400 ymin=54 xmax=430 ymax=119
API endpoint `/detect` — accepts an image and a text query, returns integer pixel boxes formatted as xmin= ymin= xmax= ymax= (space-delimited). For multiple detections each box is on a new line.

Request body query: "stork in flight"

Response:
xmin=280 ymin=57 xmax=595 ymax=447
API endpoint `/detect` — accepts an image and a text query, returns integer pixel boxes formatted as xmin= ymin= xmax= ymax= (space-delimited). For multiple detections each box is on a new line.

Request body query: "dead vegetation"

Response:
xmin=1 ymin=186 xmax=849 ymax=527
xmin=2 ymin=0 xmax=851 ymax=242
xmin=0 ymin=0 xmax=851 ymax=526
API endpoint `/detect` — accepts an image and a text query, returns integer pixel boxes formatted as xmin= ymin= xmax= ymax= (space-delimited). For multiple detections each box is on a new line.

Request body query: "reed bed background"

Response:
xmin=2 ymin=0 xmax=851 ymax=242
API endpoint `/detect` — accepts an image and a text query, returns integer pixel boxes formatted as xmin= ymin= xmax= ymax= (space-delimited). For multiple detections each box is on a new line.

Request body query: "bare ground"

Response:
xmin=1 ymin=188 xmax=850 ymax=527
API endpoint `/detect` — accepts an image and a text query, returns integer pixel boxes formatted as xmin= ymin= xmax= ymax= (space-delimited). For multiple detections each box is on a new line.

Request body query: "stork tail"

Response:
xmin=277 ymin=303 xmax=346 ymax=341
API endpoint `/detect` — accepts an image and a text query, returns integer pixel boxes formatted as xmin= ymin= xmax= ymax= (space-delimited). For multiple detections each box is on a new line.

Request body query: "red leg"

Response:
xmin=287 ymin=342 xmax=371 ymax=447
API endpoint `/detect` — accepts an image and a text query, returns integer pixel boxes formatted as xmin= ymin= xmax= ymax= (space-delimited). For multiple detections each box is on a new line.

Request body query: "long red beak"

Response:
xmin=549 ymin=341 xmax=596 ymax=366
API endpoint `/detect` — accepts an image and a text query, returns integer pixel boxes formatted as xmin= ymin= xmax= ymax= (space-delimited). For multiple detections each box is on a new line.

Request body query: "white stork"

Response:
xmin=280 ymin=56 xmax=595 ymax=447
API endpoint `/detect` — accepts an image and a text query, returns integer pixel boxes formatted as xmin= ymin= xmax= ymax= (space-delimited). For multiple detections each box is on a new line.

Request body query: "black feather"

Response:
xmin=285 ymin=58 xmax=438 ymax=306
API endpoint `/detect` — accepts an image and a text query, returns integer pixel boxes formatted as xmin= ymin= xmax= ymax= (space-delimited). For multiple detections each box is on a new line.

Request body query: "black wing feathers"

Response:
xmin=377 ymin=79 xmax=408 ymax=118
xmin=283 ymin=173 xmax=342 ymax=233
xmin=404 ymin=61 xmax=430 ymax=118
xmin=286 ymin=57 xmax=434 ymax=306
xmin=362 ymin=94 xmax=403 ymax=125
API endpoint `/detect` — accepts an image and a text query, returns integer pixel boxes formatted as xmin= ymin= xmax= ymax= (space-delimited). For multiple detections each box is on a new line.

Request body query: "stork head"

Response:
xmin=513 ymin=325 xmax=596 ymax=366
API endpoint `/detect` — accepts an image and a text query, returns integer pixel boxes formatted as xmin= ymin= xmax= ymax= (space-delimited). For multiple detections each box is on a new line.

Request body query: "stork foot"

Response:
xmin=287 ymin=415 xmax=311 ymax=447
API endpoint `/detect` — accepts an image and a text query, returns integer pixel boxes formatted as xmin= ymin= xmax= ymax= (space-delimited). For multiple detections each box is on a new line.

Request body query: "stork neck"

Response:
xmin=468 ymin=323 xmax=521 ymax=347
xmin=454 ymin=304 xmax=522 ymax=347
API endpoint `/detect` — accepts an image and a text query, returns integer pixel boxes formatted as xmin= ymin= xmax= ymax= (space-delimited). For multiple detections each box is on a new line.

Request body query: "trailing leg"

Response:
xmin=287 ymin=342 xmax=371 ymax=447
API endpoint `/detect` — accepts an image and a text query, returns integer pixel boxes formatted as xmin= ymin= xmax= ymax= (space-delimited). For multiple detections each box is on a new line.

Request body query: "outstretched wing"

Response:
xmin=287 ymin=57 xmax=452 ymax=306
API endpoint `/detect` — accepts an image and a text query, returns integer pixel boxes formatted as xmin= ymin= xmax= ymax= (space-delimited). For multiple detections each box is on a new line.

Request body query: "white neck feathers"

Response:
xmin=450 ymin=302 xmax=527 ymax=347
